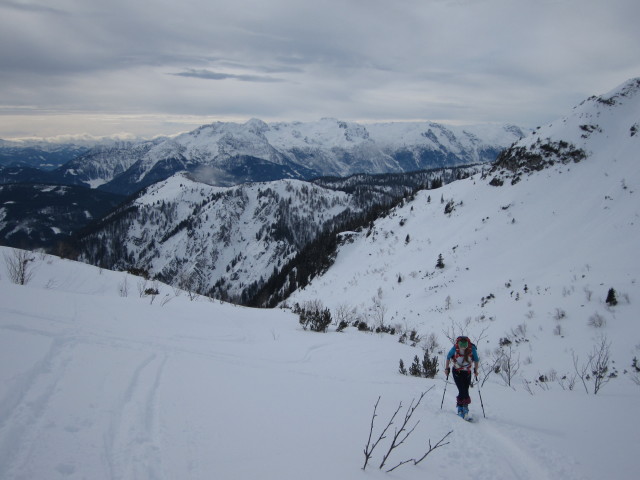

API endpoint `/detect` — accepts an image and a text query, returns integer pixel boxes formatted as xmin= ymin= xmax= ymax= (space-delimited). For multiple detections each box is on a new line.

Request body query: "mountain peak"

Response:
xmin=489 ymin=77 xmax=640 ymax=183
xmin=595 ymin=77 xmax=640 ymax=106
xmin=244 ymin=118 xmax=269 ymax=133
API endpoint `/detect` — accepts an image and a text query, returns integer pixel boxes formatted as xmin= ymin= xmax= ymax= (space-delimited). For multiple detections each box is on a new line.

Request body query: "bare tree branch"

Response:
xmin=442 ymin=319 xmax=466 ymax=343
xmin=589 ymin=335 xmax=612 ymax=394
xmin=4 ymin=249 xmax=36 ymax=285
xmin=362 ymin=396 xmax=401 ymax=470
xmin=474 ymin=325 xmax=490 ymax=346
xmin=497 ymin=344 xmax=520 ymax=387
xmin=362 ymin=396 xmax=381 ymax=470
xmin=364 ymin=388 xmax=449 ymax=473
xmin=572 ymin=350 xmax=590 ymax=394
xmin=386 ymin=458 xmax=415 ymax=473
xmin=379 ymin=389 xmax=430 ymax=470
xmin=413 ymin=429 xmax=453 ymax=465
xmin=480 ymin=352 xmax=502 ymax=387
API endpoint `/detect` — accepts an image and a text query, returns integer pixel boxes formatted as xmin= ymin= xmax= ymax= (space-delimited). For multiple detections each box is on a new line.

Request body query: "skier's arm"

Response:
xmin=472 ymin=346 xmax=479 ymax=376
xmin=444 ymin=346 xmax=455 ymax=376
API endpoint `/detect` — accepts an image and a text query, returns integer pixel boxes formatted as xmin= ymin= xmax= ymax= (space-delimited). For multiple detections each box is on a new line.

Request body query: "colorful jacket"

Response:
xmin=446 ymin=344 xmax=479 ymax=372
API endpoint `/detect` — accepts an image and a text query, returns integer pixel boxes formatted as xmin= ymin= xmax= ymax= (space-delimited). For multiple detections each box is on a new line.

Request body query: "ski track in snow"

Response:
xmin=0 ymin=310 xmax=175 ymax=480
xmin=104 ymin=353 xmax=168 ymax=480
xmin=484 ymin=420 xmax=586 ymax=480
xmin=474 ymin=421 xmax=553 ymax=480
xmin=0 ymin=293 xmax=604 ymax=480
xmin=431 ymin=406 xmax=585 ymax=480
xmin=0 ymin=332 xmax=77 ymax=479
xmin=424 ymin=374 xmax=589 ymax=480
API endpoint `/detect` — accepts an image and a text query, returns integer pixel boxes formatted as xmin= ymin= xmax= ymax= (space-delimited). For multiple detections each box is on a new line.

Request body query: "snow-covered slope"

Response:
xmin=75 ymin=174 xmax=368 ymax=302
xmin=0 ymin=238 xmax=637 ymax=480
xmin=286 ymin=78 xmax=640 ymax=453
xmin=289 ymin=76 xmax=640 ymax=352
xmin=489 ymin=77 xmax=640 ymax=183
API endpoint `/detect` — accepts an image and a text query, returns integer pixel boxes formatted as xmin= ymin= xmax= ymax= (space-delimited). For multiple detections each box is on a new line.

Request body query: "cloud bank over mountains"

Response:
xmin=0 ymin=0 xmax=639 ymax=139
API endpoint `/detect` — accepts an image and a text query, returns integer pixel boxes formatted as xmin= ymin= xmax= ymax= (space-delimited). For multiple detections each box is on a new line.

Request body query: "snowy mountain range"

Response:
xmin=66 ymin=78 xmax=640 ymax=309
xmin=1 ymin=77 xmax=639 ymax=480
xmin=1 ymin=119 xmax=523 ymax=195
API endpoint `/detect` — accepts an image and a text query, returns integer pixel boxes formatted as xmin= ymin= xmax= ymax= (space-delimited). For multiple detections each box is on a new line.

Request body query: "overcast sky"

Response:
xmin=0 ymin=0 xmax=638 ymax=140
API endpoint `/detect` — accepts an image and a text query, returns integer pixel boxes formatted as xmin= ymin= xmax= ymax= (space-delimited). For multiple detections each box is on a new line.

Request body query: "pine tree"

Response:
xmin=421 ymin=350 xmax=439 ymax=378
xmin=399 ymin=359 xmax=408 ymax=375
xmin=444 ymin=199 xmax=455 ymax=215
xmin=436 ymin=254 xmax=445 ymax=269
xmin=606 ymin=288 xmax=618 ymax=306
xmin=409 ymin=355 xmax=422 ymax=377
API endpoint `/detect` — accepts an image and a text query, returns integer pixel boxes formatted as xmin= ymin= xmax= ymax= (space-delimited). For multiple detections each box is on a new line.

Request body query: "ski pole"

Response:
xmin=476 ymin=375 xmax=486 ymax=418
xmin=440 ymin=373 xmax=449 ymax=409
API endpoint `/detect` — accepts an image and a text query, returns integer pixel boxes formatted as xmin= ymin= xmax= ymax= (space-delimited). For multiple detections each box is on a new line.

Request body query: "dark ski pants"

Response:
xmin=452 ymin=369 xmax=472 ymax=406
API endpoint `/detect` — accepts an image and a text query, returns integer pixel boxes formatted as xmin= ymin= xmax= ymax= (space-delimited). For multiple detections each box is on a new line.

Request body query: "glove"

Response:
xmin=473 ymin=368 xmax=479 ymax=377
xmin=445 ymin=367 xmax=450 ymax=376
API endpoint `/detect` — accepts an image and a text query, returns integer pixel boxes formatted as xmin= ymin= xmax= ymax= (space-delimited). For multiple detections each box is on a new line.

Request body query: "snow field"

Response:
xmin=1 ymin=253 xmax=638 ymax=479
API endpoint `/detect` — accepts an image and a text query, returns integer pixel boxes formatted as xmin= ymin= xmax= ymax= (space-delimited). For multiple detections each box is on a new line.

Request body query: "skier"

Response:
xmin=444 ymin=336 xmax=479 ymax=419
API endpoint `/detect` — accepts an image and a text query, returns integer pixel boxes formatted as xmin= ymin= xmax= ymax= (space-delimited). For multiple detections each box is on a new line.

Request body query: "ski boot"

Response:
xmin=462 ymin=406 xmax=470 ymax=420
xmin=457 ymin=405 xmax=465 ymax=418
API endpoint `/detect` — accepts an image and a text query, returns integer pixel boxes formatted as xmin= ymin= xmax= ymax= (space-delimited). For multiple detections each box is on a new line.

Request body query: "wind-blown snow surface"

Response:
xmin=1 ymin=248 xmax=636 ymax=480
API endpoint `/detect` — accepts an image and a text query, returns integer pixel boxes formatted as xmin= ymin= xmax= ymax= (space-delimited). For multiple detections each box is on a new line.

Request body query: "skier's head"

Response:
xmin=457 ymin=337 xmax=469 ymax=349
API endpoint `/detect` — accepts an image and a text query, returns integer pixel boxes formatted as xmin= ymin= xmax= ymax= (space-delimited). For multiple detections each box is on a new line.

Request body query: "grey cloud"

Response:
xmin=0 ymin=0 xmax=67 ymax=14
xmin=1 ymin=0 xmax=640 ymax=139
xmin=172 ymin=69 xmax=285 ymax=83
xmin=213 ymin=60 xmax=304 ymax=75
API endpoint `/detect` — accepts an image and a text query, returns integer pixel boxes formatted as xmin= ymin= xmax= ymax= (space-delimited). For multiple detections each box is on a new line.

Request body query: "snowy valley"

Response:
xmin=1 ymin=78 xmax=640 ymax=479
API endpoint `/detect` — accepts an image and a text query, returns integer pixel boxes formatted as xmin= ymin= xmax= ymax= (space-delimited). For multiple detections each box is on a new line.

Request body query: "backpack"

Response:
xmin=453 ymin=336 xmax=475 ymax=371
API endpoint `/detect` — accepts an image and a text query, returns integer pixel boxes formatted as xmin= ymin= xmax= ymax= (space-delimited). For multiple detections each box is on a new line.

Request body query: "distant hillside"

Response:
xmin=0 ymin=140 xmax=89 ymax=170
xmin=0 ymin=184 xmax=125 ymax=251
xmin=70 ymin=167 xmax=480 ymax=303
